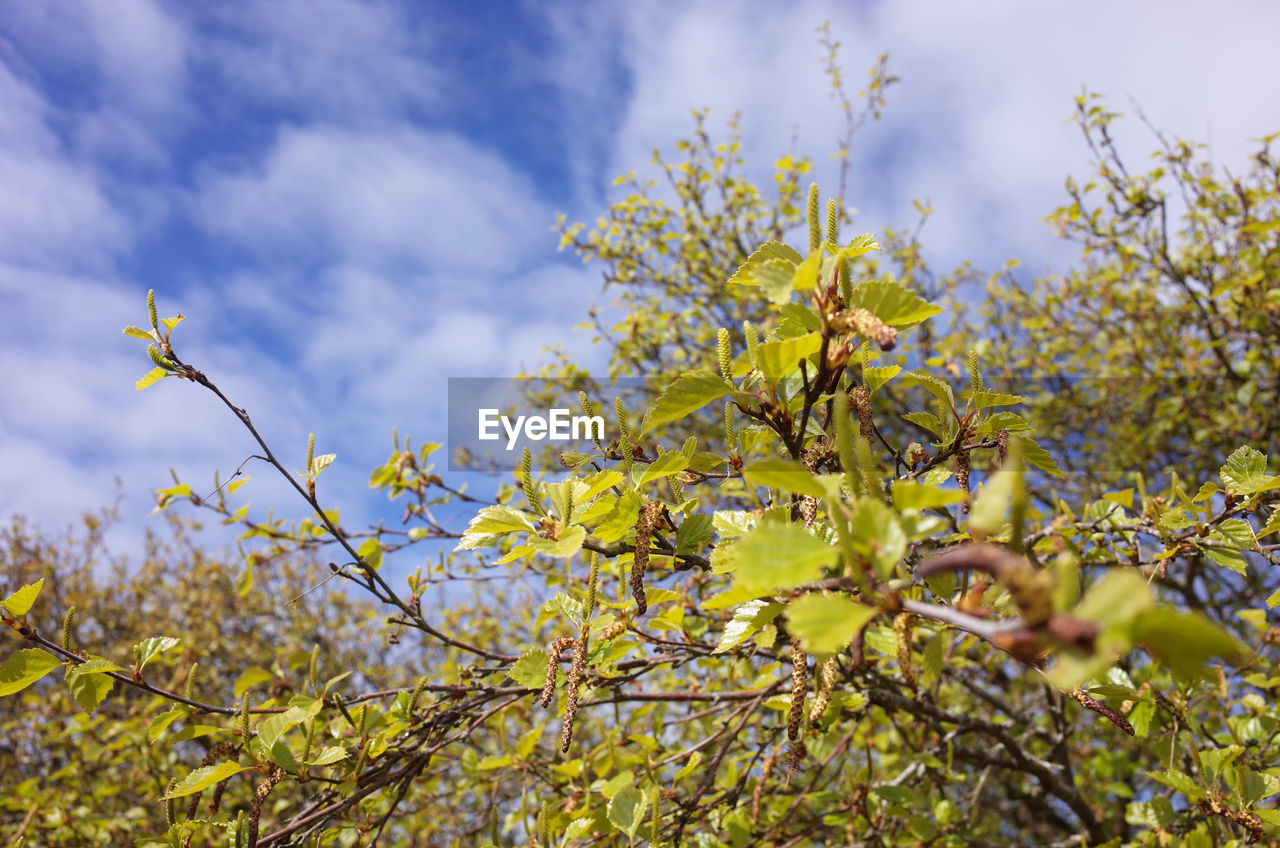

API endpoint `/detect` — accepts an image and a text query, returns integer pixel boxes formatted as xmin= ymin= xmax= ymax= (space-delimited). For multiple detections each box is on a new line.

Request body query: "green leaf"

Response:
xmin=731 ymin=523 xmax=837 ymax=590
xmin=728 ymin=241 xmax=802 ymax=291
xmin=1220 ymin=445 xmax=1280 ymax=495
xmin=309 ymin=745 xmax=349 ymax=766
xmin=1257 ymin=507 xmax=1280 ymax=539
xmin=845 ymin=279 xmax=943 ymax=328
xmin=161 ymin=761 xmax=248 ymax=800
xmin=640 ymin=371 xmax=732 ymax=435
xmin=1146 ymin=769 xmax=1204 ymax=799
xmin=787 ymin=594 xmax=877 ymax=654
xmin=673 ymin=513 xmax=714 ymax=556
xmin=257 ymin=707 xmax=307 ymax=750
xmin=123 ymin=325 xmax=155 ymax=340
xmin=66 ymin=658 xmax=121 ymax=712
xmin=713 ymin=600 xmax=784 ymax=654
xmin=161 ymin=314 xmax=185 ymax=332
xmin=862 ymin=364 xmax=901 ymax=395
xmin=134 ymin=636 xmax=180 ymax=673
xmin=891 ymin=480 xmax=961 ymax=511
xmin=457 ymin=505 xmax=536 ymax=550
xmin=848 ymin=499 xmax=907 ymax=578
xmin=1131 ymin=608 xmax=1244 ymax=678
xmin=0 ymin=649 xmax=62 ymax=696
xmin=1 ymin=578 xmax=44 ymax=617
xmin=742 ymin=457 xmax=828 ymax=498
xmin=135 ymin=366 xmax=170 ymax=391
xmin=309 ymin=453 xmax=336 ymax=477
xmin=607 ymin=784 xmax=647 ymax=839
xmin=755 ymin=332 xmax=821 ymax=385
xmin=967 ymin=390 xmax=1025 ymax=410
xmin=1016 ymin=436 xmax=1062 ymax=477
xmin=527 ymin=525 xmax=587 ymax=559
xmin=1268 ymin=587 xmax=1280 ymax=609
xmin=356 ymin=537 xmax=383 ymax=571
xmin=901 ymin=371 xmax=955 ymax=408
xmin=633 ymin=451 xmax=690 ymax=486
xmin=509 ymin=649 xmax=554 ymax=689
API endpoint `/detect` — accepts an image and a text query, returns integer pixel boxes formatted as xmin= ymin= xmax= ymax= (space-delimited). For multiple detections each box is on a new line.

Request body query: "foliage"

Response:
xmin=4 ymin=46 xmax=1280 ymax=848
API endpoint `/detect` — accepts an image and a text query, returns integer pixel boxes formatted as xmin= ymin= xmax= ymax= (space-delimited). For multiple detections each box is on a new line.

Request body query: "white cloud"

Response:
xmin=195 ymin=125 xmax=554 ymax=274
xmin=193 ymin=0 xmax=440 ymax=121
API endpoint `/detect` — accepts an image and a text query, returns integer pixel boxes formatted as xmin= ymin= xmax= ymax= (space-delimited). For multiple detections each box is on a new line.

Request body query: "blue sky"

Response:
xmin=3 ymin=0 xmax=1280 ymax=561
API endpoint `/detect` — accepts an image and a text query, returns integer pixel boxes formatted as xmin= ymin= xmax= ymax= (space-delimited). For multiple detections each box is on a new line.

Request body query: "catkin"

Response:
xmin=808 ymin=657 xmax=839 ymax=727
xmin=852 ymin=385 xmax=874 ymax=441
xmin=560 ymin=638 xmax=587 ymax=752
xmin=752 ymin=743 xmax=781 ymax=823
xmin=246 ymin=766 xmax=285 ymax=847
xmin=996 ymin=428 xmax=1009 ymax=466
xmin=956 ymin=448 xmax=971 ymax=514
xmin=788 ymin=641 xmax=807 ymax=741
xmin=894 ymin=613 xmax=917 ymax=689
xmin=829 ymin=308 xmax=898 ymax=351
xmin=539 ymin=635 xmax=577 ymax=708
xmin=631 ymin=500 xmax=661 ymax=615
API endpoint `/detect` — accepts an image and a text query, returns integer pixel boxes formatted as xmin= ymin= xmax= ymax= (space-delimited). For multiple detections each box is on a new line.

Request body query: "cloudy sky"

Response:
xmin=3 ymin=0 xmax=1279 ymax=561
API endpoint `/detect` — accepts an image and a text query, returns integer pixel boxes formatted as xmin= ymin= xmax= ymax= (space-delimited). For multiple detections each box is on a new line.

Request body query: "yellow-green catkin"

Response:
xmin=744 ymin=321 xmax=760 ymax=373
xmin=147 ymin=289 xmax=158 ymax=331
xmin=615 ymin=397 xmax=634 ymax=475
xmin=61 ymin=606 xmax=76 ymax=651
xmin=580 ymin=391 xmax=604 ymax=451
xmin=968 ymin=350 xmax=983 ymax=393
xmin=807 ymin=183 xmax=821 ymax=253
xmin=826 ymin=197 xmax=840 ymax=245
xmin=520 ymin=447 xmax=545 ymax=515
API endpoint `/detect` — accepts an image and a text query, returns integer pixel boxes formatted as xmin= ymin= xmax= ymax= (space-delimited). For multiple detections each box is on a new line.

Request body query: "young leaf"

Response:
xmin=731 ymin=523 xmax=837 ymax=590
xmin=1 ymin=578 xmax=44 ymax=617
xmin=633 ymin=451 xmax=690 ymax=486
xmin=742 ymin=457 xmax=828 ymax=498
xmin=787 ymin=594 xmax=877 ymax=654
xmin=134 ymin=636 xmax=181 ymax=673
xmin=713 ymin=600 xmax=784 ymax=654
xmin=161 ymin=761 xmax=248 ymax=800
xmin=0 ymin=649 xmax=63 ymax=696
xmin=1219 ymin=445 xmax=1280 ymax=495
xmin=640 ymin=371 xmax=732 ymax=435
xmin=135 ymin=366 xmax=170 ymax=391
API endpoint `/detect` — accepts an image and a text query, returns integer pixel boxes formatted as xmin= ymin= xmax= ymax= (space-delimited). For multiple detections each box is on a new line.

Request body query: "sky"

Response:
xmin=2 ymin=0 xmax=1279 ymax=564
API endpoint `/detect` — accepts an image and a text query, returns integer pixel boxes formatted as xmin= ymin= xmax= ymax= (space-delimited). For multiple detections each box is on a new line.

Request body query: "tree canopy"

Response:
xmin=3 ymin=50 xmax=1280 ymax=848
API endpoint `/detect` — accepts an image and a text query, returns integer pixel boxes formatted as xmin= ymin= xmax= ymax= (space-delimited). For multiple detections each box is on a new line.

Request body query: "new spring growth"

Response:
xmin=968 ymin=350 xmax=983 ymax=393
xmin=614 ymin=397 xmax=634 ymax=475
xmin=61 ymin=606 xmax=76 ymax=652
xmin=631 ymin=500 xmax=661 ymax=615
xmin=826 ymin=197 xmax=840 ymax=245
xmin=717 ymin=327 xmax=732 ymax=380
xmin=560 ymin=637 xmax=587 ymax=752
xmin=238 ymin=691 xmax=251 ymax=740
xmin=308 ymin=644 xmax=320 ymax=695
xmin=539 ymin=635 xmax=576 ymax=708
xmin=147 ymin=289 xmax=158 ymax=333
xmin=828 ymin=307 xmax=897 ymax=351
xmin=807 ymin=183 xmax=821 ymax=253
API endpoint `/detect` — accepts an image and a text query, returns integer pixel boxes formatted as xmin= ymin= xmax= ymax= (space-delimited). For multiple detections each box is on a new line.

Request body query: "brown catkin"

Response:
xmin=894 ymin=613 xmax=917 ymax=689
xmin=784 ymin=738 xmax=807 ymax=774
xmin=808 ymin=657 xmax=839 ymax=727
xmin=600 ymin=619 xmax=627 ymax=641
xmin=956 ymin=448 xmax=971 ymax=514
xmin=830 ymin=307 xmax=898 ymax=350
xmin=559 ymin=638 xmax=587 ymax=752
xmin=631 ymin=500 xmax=661 ymax=615
xmin=539 ymin=635 xmax=576 ymax=708
xmin=852 ymin=385 xmax=874 ymax=441
xmin=996 ymin=428 xmax=1009 ymax=466
xmin=788 ymin=641 xmax=807 ymax=741
xmin=246 ymin=766 xmax=285 ymax=847
xmin=752 ymin=742 xmax=781 ymax=823
xmin=800 ymin=496 xmax=817 ymax=529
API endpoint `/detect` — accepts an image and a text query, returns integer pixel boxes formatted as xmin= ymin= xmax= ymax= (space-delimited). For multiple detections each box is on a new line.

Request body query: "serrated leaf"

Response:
xmin=457 ymin=505 xmax=537 ymax=552
xmin=731 ymin=523 xmax=837 ymax=590
xmin=1 ymin=578 xmax=44 ymax=617
xmin=309 ymin=745 xmax=349 ymax=766
xmin=727 ymin=241 xmax=802 ymax=286
xmin=527 ymin=525 xmax=587 ymax=559
xmin=509 ymin=649 xmax=553 ymax=689
xmin=135 ymin=366 xmax=169 ymax=391
xmin=901 ymin=371 xmax=955 ymax=407
xmin=1257 ymin=507 xmax=1280 ymax=539
xmin=1146 ymin=769 xmax=1203 ymax=799
xmin=674 ymin=513 xmax=714 ymax=556
xmin=755 ymin=332 xmax=821 ymax=386
xmin=633 ymin=451 xmax=690 ymax=486
xmin=901 ymin=411 xmax=943 ymax=437
xmin=309 ymin=453 xmax=336 ymax=476
xmin=846 ymin=279 xmax=942 ymax=328
xmin=1016 ymin=436 xmax=1062 ymax=477
xmin=891 ymin=480 xmax=961 ymax=511
xmin=862 ymin=364 xmax=901 ymax=395
xmin=123 ymin=325 xmax=155 ymax=340
xmin=134 ymin=636 xmax=180 ymax=673
xmin=848 ymin=499 xmax=907 ymax=578
xmin=66 ymin=658 xmax=120 ymax=712
xmin=787 ymin=594 xmax=877 ymax=654
xmin=0 ymin=649 xmax=62 ymax=696
xmin=713 ymin=600 xmax=783 ymax=654
xmin=161 ymin=761 xmax=248 ymax=800
xmin=161 ymin=314 xmax=184 ymax=332
xmin=640 ymin=371 xmax=732 ymax=435
xmin=742 ymin=457 xmax=828 ymax=498
xmin=1220 ymin=445 xmax=1280 ymax=495
xmin=967 ymin=390 xmax=1025 ymax=410
xmin=607 ymin=785 xmax=647 ymax=839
